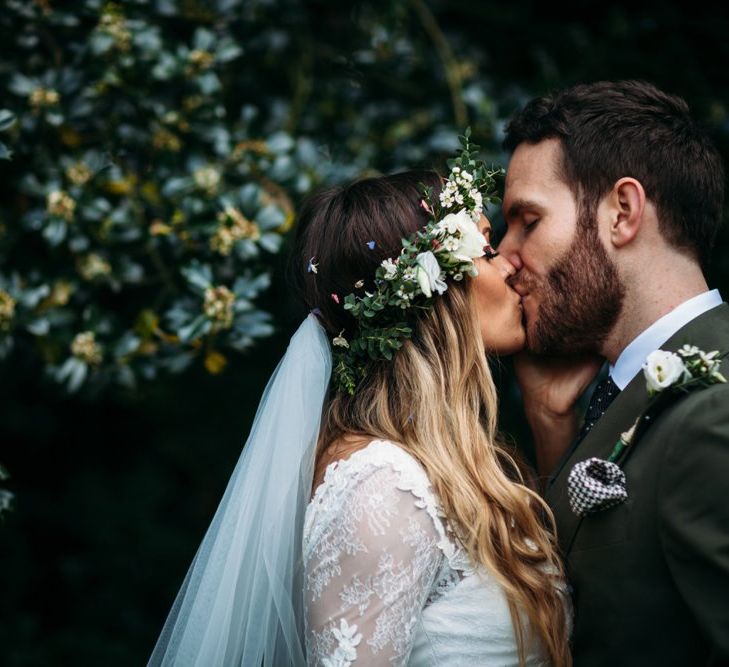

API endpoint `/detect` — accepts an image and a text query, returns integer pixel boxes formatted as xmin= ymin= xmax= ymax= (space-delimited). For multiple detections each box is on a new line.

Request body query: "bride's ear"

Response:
xmin=603 ymin=177 xmax=646 ymax=249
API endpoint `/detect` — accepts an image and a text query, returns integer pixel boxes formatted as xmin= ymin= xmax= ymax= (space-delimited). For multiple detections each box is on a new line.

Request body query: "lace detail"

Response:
xmin=303 ymin=439 xmax=566 ymax=665
xmin=304 ymin=441 xmax=461 ymax=665
xmin=325 ymin=619 xmax=362 ymax=667
xmin=304 ymin=440 xmax=471 ymax=574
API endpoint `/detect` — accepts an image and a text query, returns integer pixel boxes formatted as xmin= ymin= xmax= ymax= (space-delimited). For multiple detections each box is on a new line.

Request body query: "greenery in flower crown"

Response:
xmin=332 ymin=129 xmax=503 ymax=394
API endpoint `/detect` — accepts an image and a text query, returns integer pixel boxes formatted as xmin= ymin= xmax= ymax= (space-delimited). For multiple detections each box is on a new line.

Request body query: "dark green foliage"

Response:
xmin=0 ymin=0 xmax=325 ymax=396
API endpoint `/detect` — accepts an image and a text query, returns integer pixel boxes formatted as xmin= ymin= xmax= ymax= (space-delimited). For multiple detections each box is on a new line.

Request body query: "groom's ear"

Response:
xmin=605 ymin=177 xmax=646 ymax=249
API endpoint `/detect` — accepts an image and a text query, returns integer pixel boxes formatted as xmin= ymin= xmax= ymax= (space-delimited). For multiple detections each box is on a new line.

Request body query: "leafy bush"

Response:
xmin=0 ymin=1 xmax=333 ymax=396
xmin=0 ymin=0 xmax=514 ymax=400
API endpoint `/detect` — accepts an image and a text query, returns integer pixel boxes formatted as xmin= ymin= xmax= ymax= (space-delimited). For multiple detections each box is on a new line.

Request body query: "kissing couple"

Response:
xmin=149 ymin=80 xmax=729 ymax=666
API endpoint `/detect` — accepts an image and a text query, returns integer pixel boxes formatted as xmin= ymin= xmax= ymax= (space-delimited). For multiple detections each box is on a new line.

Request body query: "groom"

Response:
xmin=499 ymin=80 xmax=729 ymax=666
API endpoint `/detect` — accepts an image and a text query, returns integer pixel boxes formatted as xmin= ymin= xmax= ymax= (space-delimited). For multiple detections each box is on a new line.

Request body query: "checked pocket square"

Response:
xmin=567 ymin=457 xmax=628 ymax=517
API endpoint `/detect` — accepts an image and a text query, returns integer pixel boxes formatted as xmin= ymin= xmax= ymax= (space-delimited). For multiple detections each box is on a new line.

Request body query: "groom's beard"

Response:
xmin=522 ymin=217 xmax=625 ymax=355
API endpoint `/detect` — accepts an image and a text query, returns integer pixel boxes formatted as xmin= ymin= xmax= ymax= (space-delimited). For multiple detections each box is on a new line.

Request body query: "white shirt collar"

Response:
xmin=610 ymin=289 xmax=724 ymax=390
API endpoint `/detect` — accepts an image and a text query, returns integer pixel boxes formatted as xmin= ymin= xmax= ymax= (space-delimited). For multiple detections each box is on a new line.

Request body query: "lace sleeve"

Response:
xmin=304 ymin=460 xmax=444 ymax=666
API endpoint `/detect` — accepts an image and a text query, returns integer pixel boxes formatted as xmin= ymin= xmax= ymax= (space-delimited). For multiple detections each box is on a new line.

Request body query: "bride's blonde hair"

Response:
xmin=293 ymin=171 xmax=571 ymax=666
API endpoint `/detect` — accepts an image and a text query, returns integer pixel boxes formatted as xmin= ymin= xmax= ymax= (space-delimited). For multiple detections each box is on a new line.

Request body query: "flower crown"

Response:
xmin=327 ymin=130 xmax=503 ymax=394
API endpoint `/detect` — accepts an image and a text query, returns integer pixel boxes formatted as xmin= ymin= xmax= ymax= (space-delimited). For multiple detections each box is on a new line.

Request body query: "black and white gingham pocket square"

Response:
xmin=567 ymin=457 xmax=627 ymax=517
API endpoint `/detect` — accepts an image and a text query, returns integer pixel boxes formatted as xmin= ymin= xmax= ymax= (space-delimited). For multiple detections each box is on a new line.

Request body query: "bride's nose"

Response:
xmin=492 ymin=253 xmax=517 ymax=280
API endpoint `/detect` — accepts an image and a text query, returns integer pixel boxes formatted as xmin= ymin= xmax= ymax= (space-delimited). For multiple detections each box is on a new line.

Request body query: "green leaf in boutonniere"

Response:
xmin=608 ymin=345 xmax=727 ymax=463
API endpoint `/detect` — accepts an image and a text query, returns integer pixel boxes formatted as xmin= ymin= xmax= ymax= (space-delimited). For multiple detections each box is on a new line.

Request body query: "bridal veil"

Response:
xmin=149 ymin=314 xmax=331 ymax=666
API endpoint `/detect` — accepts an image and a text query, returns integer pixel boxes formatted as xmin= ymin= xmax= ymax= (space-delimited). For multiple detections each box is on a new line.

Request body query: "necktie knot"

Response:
xmin=577 ymin=375 xmax=620 ymax=442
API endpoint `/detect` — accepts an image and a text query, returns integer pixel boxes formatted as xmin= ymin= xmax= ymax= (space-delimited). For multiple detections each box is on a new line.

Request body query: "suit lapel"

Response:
xmin=546 ymin=302 xmax=729 ymax=556
xmin=546 ymin=370 xmax=650 ymax=554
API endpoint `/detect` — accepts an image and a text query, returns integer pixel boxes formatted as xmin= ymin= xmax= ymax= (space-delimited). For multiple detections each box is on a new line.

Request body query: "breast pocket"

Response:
xmin=569 ymin=499 xmax=633 ymax=553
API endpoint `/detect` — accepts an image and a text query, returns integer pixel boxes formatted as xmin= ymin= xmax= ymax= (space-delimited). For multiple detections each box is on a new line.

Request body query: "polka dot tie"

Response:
xmin=575 ymin=375 xmax=621 ymax=443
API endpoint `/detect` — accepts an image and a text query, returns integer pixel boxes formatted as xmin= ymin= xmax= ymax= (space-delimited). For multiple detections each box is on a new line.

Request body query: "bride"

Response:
xmin=149 ymin=142 xmax=573 ymax=666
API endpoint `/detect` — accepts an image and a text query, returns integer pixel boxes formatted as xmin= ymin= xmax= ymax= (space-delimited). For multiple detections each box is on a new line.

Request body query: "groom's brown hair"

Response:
xmin=503 ymin=80 xmax=724 ymax=269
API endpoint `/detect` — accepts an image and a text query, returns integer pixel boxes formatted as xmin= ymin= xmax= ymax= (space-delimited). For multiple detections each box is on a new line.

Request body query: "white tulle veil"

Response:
xmin=149 ymin=314 xmax=331 ymax=666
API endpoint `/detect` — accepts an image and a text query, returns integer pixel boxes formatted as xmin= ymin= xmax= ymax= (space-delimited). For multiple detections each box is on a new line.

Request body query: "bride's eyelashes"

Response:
xmin=483 ymin=243 xmax=500 ymax=260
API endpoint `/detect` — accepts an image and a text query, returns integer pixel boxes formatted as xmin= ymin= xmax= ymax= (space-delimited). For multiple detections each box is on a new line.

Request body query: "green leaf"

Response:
xmin=197 ymin=71 xmax=222 ymax=95
xmin=181 ymin=262 xmax=213 ymax=291
xmin=42 ymin=220 xmax=68 ymax=246
xmin=0 ymin=110 xmax=16 ymax=132
xmin=27 ymin=319 xmax=50 ymax=336
xmin=177 ymin=314 xmax=211 ymax=342
xmin=256 ymin=204 xmax=286 ymax=230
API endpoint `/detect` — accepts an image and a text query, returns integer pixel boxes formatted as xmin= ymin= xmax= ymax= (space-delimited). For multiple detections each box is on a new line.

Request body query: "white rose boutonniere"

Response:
xmin=643 ymin=350 xmax=687 ymax=395
xmin=415 ymin=251 xmax=447 ymax=298
xmin=568 ymin=344 xmax=727 ymax=518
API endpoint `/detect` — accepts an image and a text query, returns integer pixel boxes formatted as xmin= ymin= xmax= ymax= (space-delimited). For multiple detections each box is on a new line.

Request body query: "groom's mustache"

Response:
xmin=506 ymin=270 xmax=539 ymax=297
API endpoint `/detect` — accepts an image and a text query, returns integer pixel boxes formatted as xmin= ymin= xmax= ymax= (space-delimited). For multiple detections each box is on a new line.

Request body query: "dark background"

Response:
xmin=2 ymin=1 xmax=729 ymax=664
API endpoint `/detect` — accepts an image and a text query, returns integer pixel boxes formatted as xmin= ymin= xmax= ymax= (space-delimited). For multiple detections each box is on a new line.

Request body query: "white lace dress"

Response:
xmin=303 ymin=440 xmax=562 ymax=666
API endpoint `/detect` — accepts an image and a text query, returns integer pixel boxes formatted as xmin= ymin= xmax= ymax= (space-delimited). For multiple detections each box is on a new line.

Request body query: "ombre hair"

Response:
xmin=292 ymin=171 xmax=571 ymax=666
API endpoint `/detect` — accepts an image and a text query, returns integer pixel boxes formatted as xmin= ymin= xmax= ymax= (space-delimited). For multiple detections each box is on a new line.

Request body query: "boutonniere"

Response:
xmin=567 ymin=345 xmax=727 ymax=517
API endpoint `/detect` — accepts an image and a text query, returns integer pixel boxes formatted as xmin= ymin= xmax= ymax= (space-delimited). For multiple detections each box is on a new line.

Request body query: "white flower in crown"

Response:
xmin=440 ymin=209 xmax=487 ymax=263
xmin=643 ymin=350 xmax=687 ymax=394
xmin=331 ymin=129 xmax=504 ymax=395
xmin=442 ymin=235 xmax=459 ymax=252
xmin=439 ymin=179 xmax=458 ymax=209
xmin=380 ymin=258 xmax=398 ymax=280
xmin=415 ymin=251 xmax=447 ymax=298
xmin=332 ymin=329 xmax=349 ymax=348
xmin=402 ymin=269 xmax=416 ymax=282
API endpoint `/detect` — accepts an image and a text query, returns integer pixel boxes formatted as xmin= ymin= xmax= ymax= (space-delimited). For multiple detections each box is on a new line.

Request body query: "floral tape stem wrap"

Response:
xmin=326 ymin=130 xmax=503 ymax=394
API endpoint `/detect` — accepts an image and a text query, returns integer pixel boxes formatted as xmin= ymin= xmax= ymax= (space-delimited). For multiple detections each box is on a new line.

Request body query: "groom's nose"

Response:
xmin=496 ymin=235 xmax=523 ymax=272
xmin=492 ymin=253 xmax=517 ymax=280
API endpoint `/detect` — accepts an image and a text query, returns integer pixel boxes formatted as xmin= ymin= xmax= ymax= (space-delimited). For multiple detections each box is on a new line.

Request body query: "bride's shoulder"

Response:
xmin=304 ymin=438 xmax=470 ymax=571
xmin=311 ymin=438 xmax=429 ymax=500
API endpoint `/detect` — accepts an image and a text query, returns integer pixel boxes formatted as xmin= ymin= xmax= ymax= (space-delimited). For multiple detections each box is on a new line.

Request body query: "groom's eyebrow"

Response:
xmin=505 ymin=198 xmax=544 ymax=221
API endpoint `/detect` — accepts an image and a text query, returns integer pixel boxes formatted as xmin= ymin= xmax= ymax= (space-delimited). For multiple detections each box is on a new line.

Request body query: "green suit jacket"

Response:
xmin=546 ymin=303 xmax=729 ymax=666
